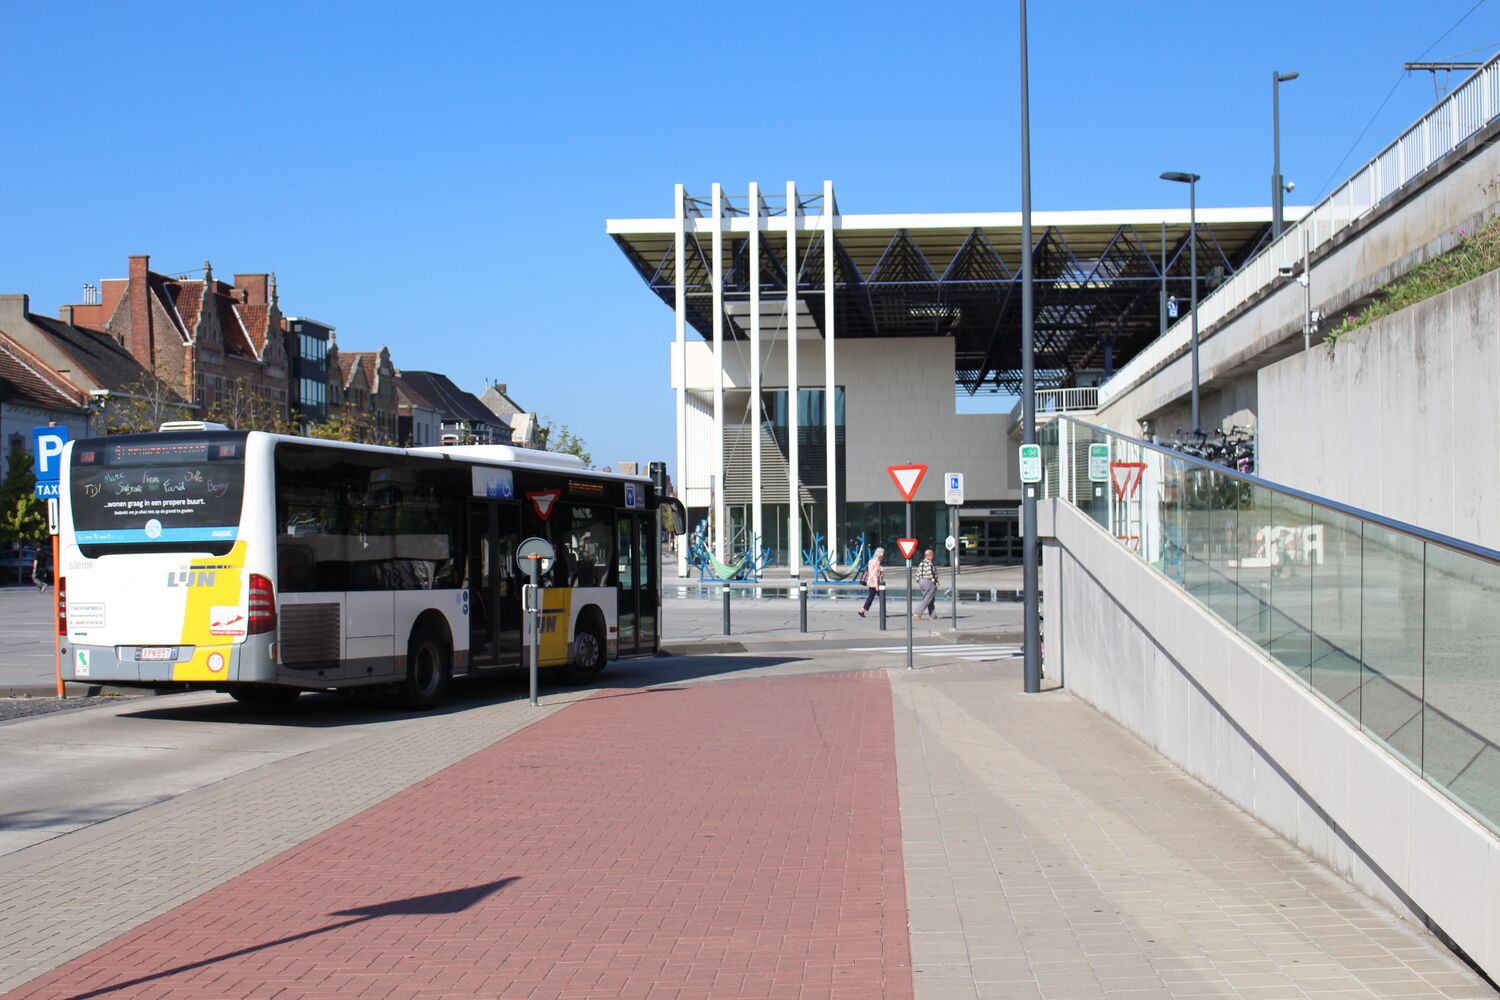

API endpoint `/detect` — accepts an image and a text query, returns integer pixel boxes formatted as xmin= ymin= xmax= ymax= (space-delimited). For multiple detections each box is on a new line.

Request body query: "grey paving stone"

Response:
xmin=891 ymin=661 xmax=1494 ymax=1000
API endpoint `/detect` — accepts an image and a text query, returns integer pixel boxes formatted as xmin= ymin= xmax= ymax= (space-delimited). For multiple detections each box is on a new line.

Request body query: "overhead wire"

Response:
xmin=1309 ymin=0 xmax=1492 ymax=202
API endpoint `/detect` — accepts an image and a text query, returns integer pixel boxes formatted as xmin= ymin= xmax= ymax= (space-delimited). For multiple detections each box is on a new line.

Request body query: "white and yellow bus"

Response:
xmin=57 ymin=425 xmax=682 ymax=708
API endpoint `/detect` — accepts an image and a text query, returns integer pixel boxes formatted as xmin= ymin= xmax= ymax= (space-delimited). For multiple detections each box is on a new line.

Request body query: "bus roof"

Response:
xmin=70 ymin=430 xmax=653 ymax=484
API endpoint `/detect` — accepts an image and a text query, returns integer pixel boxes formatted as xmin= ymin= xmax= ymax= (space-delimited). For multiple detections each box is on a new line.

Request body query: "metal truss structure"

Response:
xmin=612 ymin=200 xmax=1275 ymax=394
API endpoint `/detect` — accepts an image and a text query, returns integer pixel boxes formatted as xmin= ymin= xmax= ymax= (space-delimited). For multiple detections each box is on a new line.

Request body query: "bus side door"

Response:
xmin=467 ymin=500 xmax=522 ymax=668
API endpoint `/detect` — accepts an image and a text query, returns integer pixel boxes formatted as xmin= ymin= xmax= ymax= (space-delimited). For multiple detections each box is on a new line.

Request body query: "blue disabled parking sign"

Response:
xmin=32 ymin=425 xmax=68 ymax=499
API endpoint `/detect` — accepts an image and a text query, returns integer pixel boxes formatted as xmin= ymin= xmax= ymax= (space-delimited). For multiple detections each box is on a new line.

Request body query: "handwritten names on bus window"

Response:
xmin=72 ymin=464 xmax=244 ymax=532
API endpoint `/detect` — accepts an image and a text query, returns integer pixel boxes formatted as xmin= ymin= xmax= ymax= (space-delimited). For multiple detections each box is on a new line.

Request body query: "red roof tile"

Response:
xmin=162 ymin=279 xmax=202 ymax=339
xmin=237 ymin=303 xmax=271 ymax=353
xmin=0 ymin=332 xmax=87 ymax=411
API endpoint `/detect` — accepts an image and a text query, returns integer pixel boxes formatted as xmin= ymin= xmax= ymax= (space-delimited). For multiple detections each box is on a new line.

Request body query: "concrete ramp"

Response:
xmin=1042 ymin=495 xmax=1500 ymax=981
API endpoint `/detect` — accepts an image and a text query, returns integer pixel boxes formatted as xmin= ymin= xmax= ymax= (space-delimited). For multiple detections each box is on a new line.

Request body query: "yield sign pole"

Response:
xmin=888 ymin=465 xmax=926 ymax=672
xmin=896 ymin=537 xmax=920 ymax=669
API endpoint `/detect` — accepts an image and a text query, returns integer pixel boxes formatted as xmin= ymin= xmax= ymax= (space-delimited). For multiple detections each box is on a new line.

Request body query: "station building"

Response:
xmin=609 ymin=182 xmax=1279 ymax=576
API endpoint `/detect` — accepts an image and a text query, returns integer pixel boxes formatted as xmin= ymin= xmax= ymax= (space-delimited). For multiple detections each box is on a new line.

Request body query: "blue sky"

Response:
xmin=3 ymin=1 xmax=1496 ymax=471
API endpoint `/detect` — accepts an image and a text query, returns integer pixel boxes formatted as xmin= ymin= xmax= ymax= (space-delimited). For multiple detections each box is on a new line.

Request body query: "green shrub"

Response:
xmin=1324 ymin=216 xmax=1500 ymax=352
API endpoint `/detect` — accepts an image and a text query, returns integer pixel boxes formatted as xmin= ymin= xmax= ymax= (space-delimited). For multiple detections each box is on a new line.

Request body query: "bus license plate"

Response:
xmin=139 ymin=647 xmax=175 ymax=661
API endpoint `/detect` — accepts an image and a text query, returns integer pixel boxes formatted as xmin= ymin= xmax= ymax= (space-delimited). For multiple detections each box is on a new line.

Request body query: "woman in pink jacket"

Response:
xmin=858 ymin=547 xmax=886 ymax=617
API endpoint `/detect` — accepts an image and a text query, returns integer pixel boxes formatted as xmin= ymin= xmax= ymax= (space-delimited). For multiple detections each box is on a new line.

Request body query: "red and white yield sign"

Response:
xmin=887 ymin=464 xmax=927 ymax=502
xmin=896 ymin=538 xmax=920 ymax=560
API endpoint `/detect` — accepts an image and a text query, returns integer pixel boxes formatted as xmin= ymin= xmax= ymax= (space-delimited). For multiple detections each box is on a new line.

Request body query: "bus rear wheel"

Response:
xmin=558 ymin=622 xmax=606 ymax=685
xmin=400 ymin=627 xmax=451 ymax=709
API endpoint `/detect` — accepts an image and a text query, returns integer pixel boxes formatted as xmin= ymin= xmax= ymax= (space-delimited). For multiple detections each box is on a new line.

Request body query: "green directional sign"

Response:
xmin=1019 ymin=443 xmax=1042 ymax=484
xmin=1088 ymin=443 xmax=1110 ymax=482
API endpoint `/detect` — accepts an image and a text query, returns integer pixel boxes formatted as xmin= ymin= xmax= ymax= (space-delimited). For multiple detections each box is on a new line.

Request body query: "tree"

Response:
xmin=302 ymin=411 xmax=395 ymax=446
xmin=541 ymin=416 xmax=591 ymax=468
xmin=0 ymin=440 xmax=48 ymax=546
xmin=207 ymin=381 xmax=298 ymax=434
xmin=103 ymin=368 xmax=193 ymax=434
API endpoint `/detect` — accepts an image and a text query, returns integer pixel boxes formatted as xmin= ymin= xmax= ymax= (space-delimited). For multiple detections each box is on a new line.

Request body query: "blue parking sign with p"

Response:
xmin=33 ymin=425 xmax=68 ymax=499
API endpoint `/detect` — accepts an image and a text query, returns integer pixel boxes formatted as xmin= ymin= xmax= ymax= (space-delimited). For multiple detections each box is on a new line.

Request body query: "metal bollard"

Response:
xmin=799 ymin=582 xmax=808 ymax=633
xmin=722 ymin=583 xmax=731 ymax=635
xmin=878 ymin=583 xmax=888 ymax=631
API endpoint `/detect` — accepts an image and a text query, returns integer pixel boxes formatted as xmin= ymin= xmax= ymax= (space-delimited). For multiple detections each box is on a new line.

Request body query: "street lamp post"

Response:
xmin=1272 ymin=70 xmax=1299 ymax=240
xmin=1161 ymin=171 xmax=1200 ymax=432
xmin=1019 ymin=0 xmax=1040 ymax=695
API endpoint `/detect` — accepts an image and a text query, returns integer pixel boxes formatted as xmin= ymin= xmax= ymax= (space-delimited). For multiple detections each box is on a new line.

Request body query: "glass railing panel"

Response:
xmin=1422 ymin=546 xmax=1500 ymax=832
xmin=1038 ymin=422 xmax=1059 ymax=500
xmin=1358 ymin=523 xmax=1426 ymax=770
xmin=1266 ymin=493 xmax=1315 ymax=685
xmin=1201 ymin=470 xmax=1242 ymax=626
xmin=1236 ymin=482 xmax=1274 ymax=649
xmin=1078 ymin=424 xmax=1109 ymax=528
xmin=1308 ymin=506 xmax=1364 ymax=720
xmin=1180 ymin=465 xmax=1216 ymax=607
xmin=1160 ymin=454 xmax=1188 ymax=587
xmin=1109 ymin=436 xmax=1148 ymax=562
xmin=1042 ymin=415 xmax=1500 ymax=836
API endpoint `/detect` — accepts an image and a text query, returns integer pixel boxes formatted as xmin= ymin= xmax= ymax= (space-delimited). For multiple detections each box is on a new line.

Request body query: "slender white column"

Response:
xmin=786 ymin=180 xmax=801 ymax=577
xmin=673 ymin=183 xmax=688 ymax=578
xmin=823 ymin=179 xmax=837 ymax=566
xmin=711 ymin=182 xmax=727 ymax=561
xmin=749 ymin=182 xmax=763 ymax=564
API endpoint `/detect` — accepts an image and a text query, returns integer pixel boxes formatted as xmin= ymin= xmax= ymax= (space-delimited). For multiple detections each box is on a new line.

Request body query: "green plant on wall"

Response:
xmin=1324 ymin=216 xmax=1500 ymax=353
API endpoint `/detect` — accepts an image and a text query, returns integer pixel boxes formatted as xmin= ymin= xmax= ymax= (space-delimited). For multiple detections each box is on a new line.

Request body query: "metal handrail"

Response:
xmin=1035 ymin=387 xmax=1099 ymax=413
xmin=1057 ymin=416 xmax=1500 ymax=565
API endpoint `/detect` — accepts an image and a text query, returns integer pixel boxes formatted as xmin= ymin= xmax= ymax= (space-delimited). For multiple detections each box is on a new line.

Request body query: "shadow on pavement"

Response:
xmin=113 ymin=653 xmax=818 ymax=727
xmin=594 ymin=653 xmax=814 ymax=688
xmin=63 ymin=877 xmax=520 ymax=999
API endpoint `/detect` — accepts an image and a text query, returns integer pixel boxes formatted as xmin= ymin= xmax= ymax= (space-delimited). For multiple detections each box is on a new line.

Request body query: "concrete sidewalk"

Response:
xmin=0 ymin=604 xmax=1493 ymax=998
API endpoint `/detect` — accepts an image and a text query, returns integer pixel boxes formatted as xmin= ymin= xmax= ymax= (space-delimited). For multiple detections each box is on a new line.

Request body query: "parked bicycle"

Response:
xmin=1160 ymin=425 xmax=1255 ymax=474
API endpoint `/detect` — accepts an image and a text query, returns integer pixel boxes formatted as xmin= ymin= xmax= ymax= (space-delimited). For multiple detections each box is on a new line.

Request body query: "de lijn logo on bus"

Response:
xmin=168 ymin=569 xmax=218 ymax=588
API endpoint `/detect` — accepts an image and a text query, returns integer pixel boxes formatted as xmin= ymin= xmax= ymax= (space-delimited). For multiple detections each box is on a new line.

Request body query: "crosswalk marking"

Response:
xmin=850 ymin=643 xmax=1021 ymax=661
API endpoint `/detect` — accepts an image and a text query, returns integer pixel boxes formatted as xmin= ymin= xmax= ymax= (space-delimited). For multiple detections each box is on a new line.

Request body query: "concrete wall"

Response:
xmin=674 ymin=337 xmax=1014 ymax=503
xmin=1096 ymin=129 xmax=1500 ymax=440
xmin=1259 ymin=270 xmax=1500 ymax=549
xmin=1040 ymin=498 xmax=1500 ymax=979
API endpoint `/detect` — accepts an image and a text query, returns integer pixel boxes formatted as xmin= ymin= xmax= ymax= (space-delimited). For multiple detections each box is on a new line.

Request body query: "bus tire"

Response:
xmin=558 ymin=617 xmax=606 ymax=686
xmin=229 ymin=686 xmax=300 ymax=707
xmin=400 ymin=626 xmax=451 ymax=709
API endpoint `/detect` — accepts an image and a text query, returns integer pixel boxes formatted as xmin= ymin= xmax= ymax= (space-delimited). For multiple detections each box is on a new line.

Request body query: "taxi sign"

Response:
xmin=1019 ymin=444 xmax=1042 ymax=484
xmin=33 ymin=425 xmax=68 ymax=498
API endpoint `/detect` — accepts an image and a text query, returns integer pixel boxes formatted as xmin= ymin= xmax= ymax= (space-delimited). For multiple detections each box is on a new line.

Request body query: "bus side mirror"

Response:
xmin=660 ymin=498 xmax=687 ymax=536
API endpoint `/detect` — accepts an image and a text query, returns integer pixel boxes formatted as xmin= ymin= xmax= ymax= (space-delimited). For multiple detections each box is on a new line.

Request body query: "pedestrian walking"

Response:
xmin=915 ymin=548 xmax=937 ymax=618
xmin=32 ymin=546 xmax=51 ymax=595
xmin=858 ymin=547 xmax=885 ymax=617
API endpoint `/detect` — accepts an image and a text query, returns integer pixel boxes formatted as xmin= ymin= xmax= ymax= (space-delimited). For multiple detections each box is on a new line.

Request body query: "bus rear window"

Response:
xmin=70 ymin=434 xmax=246 ymax=556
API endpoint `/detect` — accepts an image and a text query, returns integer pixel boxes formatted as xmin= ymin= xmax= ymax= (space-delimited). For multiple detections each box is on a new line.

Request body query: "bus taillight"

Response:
xmin=248 ymin=574 xmax=277 ymax=635
xmin=56 ymin=577 xmax=66 ymax=636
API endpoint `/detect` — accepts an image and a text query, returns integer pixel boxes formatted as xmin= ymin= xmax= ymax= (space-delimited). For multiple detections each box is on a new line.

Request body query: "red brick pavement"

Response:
xmin=9 ymin=672 xmax=912 ymax=1000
